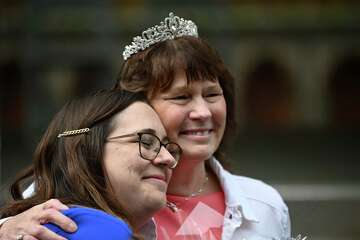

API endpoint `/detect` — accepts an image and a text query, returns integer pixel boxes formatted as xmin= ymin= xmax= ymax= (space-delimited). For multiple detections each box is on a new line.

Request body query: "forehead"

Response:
xmin=147 ymin=51 xmax=219 ymax=97
xmin=110 ymin=102 xmax=166 ymax=136
xmin=165 ymin=71 xmax=220 ymax=89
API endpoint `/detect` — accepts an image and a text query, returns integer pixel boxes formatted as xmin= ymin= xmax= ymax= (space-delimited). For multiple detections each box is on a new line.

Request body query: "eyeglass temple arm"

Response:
xmin=106 ymin=133 xmax=138 ymax=141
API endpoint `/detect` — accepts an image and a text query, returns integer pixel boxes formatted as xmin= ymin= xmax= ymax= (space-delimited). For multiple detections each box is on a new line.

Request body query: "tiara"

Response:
xmin=122 ymin=12 xmax=198 ymax=60
xmin=57 ymin=128 xmax=90 ymax=138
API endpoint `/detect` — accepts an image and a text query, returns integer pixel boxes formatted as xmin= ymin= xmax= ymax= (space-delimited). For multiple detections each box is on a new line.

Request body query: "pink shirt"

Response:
xmin=154 ymin=191 xmax=225 ymax=240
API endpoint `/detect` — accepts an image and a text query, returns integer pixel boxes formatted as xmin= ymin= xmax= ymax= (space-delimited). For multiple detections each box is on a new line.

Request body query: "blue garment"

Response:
xmin=44 ymin=207 xmax=132 ymax=240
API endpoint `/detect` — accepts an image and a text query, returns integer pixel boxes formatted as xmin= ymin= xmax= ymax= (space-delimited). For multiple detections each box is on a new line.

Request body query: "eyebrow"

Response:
xmin=140 ymin=128 xmax=170 ymax=142
xmin=167 ymin=82 xmax=222 ymax=93
xmin=138 ymin=128 xmax=156 ymax=134
xmin=204 ymin=85 xmax=222 ymax=91
xmin=166 ymin=85 xmax=188 ymax=93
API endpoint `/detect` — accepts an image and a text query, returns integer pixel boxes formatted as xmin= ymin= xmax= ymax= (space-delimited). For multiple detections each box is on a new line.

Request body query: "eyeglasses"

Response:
xmin=106 ymin=132 xmax=182 ymax=169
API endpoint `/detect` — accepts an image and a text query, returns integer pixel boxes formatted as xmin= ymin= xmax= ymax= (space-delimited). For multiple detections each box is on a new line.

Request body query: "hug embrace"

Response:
xmin=1 ymin=12 xmax=291 ymax=240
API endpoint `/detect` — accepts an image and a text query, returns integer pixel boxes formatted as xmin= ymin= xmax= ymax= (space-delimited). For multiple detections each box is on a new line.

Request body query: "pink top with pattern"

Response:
xmin=154 ymin=191 xmax=225 ymax=240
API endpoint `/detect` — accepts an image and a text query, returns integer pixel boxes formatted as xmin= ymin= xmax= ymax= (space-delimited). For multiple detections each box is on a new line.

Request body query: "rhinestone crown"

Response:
xmin=122 ymin=12 xmax=198 ymax=60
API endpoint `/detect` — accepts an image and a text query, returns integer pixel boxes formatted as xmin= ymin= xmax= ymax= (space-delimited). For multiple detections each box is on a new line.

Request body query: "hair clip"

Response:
xmin=57 ymin=128 xmax=90 ymax=138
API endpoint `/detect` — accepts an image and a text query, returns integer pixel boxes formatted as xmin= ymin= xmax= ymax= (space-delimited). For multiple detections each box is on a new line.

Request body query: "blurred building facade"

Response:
xmin=1 ymin=1 xmax=360 ymax=239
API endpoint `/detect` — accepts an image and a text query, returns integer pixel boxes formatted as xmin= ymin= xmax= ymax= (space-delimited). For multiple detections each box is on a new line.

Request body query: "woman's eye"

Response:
xmin=140 ymin=140 xmax=153 ymax=149
xmin=171 ymin=95 xmax=189 ymax=100
xmin=164 ymin=95 xmax=190 ymax=102
xmin=206 ymin=92 xmax=223 ymax=98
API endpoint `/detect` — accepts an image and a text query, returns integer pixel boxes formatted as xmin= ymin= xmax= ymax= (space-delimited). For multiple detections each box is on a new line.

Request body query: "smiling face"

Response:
xmin=103 ymin=102 xmax=176 ymax=226
xmin=150 ymin=71 xmax=227 ymax=163
xmin=118 ymin=37 xmax=236 ymax=165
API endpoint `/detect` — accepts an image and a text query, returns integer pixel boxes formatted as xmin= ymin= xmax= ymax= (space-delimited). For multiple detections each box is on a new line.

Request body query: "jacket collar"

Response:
xmin=209 ymin=157 xmax=259 ymax=223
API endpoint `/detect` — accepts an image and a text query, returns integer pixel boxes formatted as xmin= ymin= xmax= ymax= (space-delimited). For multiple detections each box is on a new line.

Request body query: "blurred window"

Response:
xmin=243 ymin=58 xmax=294 ymax=129
xmin=328 ymin=54 xmax=360 ymax=128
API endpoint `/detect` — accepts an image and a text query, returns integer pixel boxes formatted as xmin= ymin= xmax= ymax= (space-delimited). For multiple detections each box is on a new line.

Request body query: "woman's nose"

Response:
xmin=153 ymin=147 xmax=177 ymax=169
xmin=189 ymin=98 xmax=212 ymax=120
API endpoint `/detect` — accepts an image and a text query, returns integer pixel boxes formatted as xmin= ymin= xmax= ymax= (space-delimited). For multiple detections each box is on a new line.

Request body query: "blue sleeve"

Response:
xmin=44 ymin=207 xmax=132 ymax=240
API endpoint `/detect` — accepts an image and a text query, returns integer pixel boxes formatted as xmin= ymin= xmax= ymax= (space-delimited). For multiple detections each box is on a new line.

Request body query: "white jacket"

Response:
xmin=209 ymin=157 xmax=291 ymax=240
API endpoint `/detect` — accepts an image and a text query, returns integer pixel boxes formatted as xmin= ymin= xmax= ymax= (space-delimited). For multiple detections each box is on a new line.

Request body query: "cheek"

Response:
xmin=215 ymin=100 xmax=227 ymax=127
xmin=106 ymin=162 xmax=144 ymax=197
xmin=103 ymin=147 xmax=144 ymax=187
xmin=154 ymin=106 xmax=186 ymax=138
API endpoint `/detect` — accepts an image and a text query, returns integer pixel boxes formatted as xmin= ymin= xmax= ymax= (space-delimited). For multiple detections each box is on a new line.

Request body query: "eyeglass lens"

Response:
xmin=139 ymin=133 xmax=181 ymax=162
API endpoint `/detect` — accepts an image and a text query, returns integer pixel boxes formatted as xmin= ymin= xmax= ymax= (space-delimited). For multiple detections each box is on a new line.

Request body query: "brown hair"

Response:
xmin=115 ymin=36 xmax=236 ymax=165
xmin=1 ymin=90 xmax=146 ymax=231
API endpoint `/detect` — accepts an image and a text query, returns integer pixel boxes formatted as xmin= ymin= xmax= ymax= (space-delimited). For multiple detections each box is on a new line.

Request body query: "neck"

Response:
xmin=129 ymin=209 xmax=154 ymax=231
xmin=167 ymin=158 xmax=208 ymax=197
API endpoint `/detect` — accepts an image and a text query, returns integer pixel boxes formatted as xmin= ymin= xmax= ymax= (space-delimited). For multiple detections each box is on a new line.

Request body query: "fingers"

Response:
xmin=39 ymin=208 xmax=77 ymax=233
xmin=27 ymin=225 xmax=67 ymax=240
xmin=0 ymin=199 xmax=77 ymax=240
xmin=22 ymin=235 xmax=39 ymax=240
xmin=41 ymin=199 xmax=69 ymax=211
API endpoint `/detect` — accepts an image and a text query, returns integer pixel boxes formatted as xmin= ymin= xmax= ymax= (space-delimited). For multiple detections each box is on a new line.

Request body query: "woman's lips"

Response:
xmin=180 ymin=129 xmax=213 ymax=136
xmin=179 ymin=129 xmax=213 ymax=142
xmin=142 ymin=175 xmax=166 ymax=182
xmin=142 ymin=175 xmax=168 ymax=191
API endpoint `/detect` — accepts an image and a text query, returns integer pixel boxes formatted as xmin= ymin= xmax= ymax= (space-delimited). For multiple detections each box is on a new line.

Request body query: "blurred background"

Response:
xmin=1 ymin=1 xmax=360 ymax=239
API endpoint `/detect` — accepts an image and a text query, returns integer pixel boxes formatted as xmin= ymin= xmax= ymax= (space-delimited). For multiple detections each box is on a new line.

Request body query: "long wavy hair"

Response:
xmin=115 ymin=36 xmax=236 ymax=167
xmin=1 ymin=90 xmax=147 ymax=230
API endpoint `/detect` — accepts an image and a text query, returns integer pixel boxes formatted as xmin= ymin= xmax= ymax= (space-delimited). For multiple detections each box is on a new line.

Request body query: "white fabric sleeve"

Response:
xmin=0 ymin=183 xmax=35 ymax=227
xmin=22 ymin=182 xmax=35 ymax=198
xmin=0 ymin=217 xmax=12 ymax=226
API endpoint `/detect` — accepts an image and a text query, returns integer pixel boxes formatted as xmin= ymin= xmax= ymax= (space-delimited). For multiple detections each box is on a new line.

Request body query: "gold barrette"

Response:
xmin=57 ymin=128 xmax=90 ymax=138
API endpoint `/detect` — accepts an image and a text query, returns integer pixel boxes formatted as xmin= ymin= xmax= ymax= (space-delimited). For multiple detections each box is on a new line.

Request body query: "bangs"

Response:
xmin=117 ymin=35 xmax=236 ymax=165
xmin=147 ymin=36 xmax=220 ymax=97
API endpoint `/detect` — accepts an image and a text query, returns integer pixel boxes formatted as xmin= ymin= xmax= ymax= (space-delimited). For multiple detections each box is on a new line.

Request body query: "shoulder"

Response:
xmin=223 ymin=171 xmax=288 ymax=211
xmin=210 ymin=158 xmax=288 ymax=211
xmin=228 ymin=174 xmax=292 ymax=239
xmin=44 ymin=207 xmax=132 ymax=240
xmin=223 ymin=173 xmax=291 ymax=237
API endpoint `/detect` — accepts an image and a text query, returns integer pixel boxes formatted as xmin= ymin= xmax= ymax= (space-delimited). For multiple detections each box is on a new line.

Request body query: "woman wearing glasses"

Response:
xmin=0 ymin=13 xmax=291 ymax=240
xmin=0 ymin=90 xmax=181 ymax=240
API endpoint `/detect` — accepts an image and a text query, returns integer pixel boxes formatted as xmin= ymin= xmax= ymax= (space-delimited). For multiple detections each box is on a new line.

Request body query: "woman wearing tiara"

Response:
xmin=0 ymin=13 xmax=291 ymax=240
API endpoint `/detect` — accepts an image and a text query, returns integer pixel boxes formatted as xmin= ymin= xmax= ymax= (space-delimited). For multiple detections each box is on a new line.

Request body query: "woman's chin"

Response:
xmin=182 ymin=149 xmax=214 ymax=162
xmin=144 ymin=193 xmax=167 ymax=211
